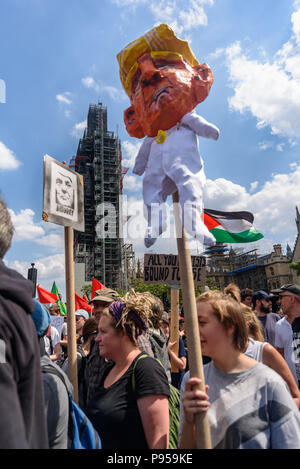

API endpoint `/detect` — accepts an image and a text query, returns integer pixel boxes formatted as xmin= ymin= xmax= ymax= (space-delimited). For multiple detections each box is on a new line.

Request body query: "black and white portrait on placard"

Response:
xmin=43 ymin=154 xmax=85 ymax=232
xmin=51 ymin=162 xmax=77 ymax=221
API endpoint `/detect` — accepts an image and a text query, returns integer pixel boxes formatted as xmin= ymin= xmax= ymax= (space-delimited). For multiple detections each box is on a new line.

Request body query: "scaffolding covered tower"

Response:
xmin=72 ymin=102 xmax=123 ymax=290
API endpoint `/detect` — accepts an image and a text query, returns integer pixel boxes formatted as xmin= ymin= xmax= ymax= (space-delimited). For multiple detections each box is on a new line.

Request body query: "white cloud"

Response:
xmin=150 ymin=0 xmax=214 ymax=35
xmin=102 ymin=85 xmax=127 ymax=101
xmin=56 ymin=92 xmax=72 ymax=105
xmin=121 ymin=140 xmax=142 ymax=168
xmin=249 ymin=181 xmax=258 ymax=193
xmin=204 ymin=164 xmax=300 ymax=239
xmin=10 ymin=253 xmax=66 ymax=296
xmin=81 ymin=77 xmax=99 ymax=91
xmin=9 ymin=208 xmax=45 ymax=241
xmin=208 ymin=47 xmax=225 ymax=61
xmin=71 ymin=119 xmax=87 ymax=139
xmin=226 ymin=3 xmax=300 ymax=139
xmin=276 ymin=143 xmax=285 ymax=152
xmin=81 ymin=76 xmax=126 ymax=102
xmin=259 ymin=141 xmax=273 ymax=151
xmin=123 ymin=174 xmax=142 ymax=192
xmin=0 ymin=141 xmax=21 ymax=170
xmin=111 ymin=0 xmax=213 ymax=34
xmin=9 ymin=208 xmax=64 ymax=251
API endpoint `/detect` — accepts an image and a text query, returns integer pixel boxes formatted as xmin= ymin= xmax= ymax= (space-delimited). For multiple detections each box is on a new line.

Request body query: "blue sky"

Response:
xmin=1 ymin=0 xmax=300 ymax=298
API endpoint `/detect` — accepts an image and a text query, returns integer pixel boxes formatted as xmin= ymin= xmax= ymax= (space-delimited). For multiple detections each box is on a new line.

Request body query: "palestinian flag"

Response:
xmin=203 ymin=209 xmax=263 ymax=244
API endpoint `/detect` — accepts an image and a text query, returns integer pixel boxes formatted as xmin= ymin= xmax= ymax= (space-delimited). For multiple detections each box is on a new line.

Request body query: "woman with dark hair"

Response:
xmin=86 ymin=290 xmax=170 ymax=449
xmin=179 ymin=288 xmax=300 ymax=449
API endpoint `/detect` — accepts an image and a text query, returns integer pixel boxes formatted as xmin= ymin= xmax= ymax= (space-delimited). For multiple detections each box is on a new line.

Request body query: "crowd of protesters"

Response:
xmin=1 ymin=198 xmax=300 ymax=449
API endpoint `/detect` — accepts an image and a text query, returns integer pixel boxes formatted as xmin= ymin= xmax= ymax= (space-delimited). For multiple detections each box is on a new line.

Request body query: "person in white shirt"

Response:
xmin=274 ymin=284 xmax=300 ymax=387
xmin=44 ymin=324 xmax=61 ymax=362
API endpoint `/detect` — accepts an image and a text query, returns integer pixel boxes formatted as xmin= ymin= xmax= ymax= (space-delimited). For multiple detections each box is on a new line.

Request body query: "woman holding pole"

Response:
xmin=179 ymin=287 xmax=300 ymax=449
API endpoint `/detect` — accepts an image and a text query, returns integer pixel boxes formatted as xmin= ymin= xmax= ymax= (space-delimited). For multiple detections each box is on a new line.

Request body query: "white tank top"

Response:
xmin=245 ymin=337 xmax=267 ymax=362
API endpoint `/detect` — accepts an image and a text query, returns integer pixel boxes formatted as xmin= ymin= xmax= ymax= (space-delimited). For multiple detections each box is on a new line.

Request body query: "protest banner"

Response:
xmin=144 ymin=254 xmax=206 ymax=286
xmin=42 ymin=155 xmax=85 ymax=404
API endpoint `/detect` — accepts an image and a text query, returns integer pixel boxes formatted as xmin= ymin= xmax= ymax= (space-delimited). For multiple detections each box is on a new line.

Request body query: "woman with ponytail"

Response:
xmin=86 ymin=290 xmax=170 ymax=449
xmin=225 ymin=284 xmax=300 ymax=408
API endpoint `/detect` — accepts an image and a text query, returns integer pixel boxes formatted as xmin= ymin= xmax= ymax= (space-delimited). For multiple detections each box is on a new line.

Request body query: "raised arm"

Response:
xmin=181 ymin=111 xmax=220 ymax=140
xmin=132 ymin=137 xmax=155 ymax=176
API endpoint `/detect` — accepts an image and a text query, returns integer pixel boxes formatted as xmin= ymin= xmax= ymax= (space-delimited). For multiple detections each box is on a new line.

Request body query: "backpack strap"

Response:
xmin=41 ymin=363 xmax=70 ymax=396
xmin=131 ymin=353 xmax=165 ymax=392
xmin=131 ymin=353 xmax=149 ymax=392
xmin=258 ymin=342 xmax=265 ymax=363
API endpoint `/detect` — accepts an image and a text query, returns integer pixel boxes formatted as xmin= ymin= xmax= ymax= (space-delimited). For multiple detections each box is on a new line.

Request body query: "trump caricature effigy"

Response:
xmin=117 ymin=24 xmax=219 ymax=247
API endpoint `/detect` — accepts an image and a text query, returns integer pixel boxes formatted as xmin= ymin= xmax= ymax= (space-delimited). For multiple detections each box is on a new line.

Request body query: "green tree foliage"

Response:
xmin=81 ymin=283 xmax=92 ymax=301
xmin=290 ymin=261 xmax=300 ymax=277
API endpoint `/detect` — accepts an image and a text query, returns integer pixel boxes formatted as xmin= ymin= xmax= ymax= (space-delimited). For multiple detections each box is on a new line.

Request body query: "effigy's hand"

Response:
xmin=182 ymin=377 xmax=210 ymax=424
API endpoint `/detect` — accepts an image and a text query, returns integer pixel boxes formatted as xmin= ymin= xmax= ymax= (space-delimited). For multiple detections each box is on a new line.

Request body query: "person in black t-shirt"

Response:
xmin=86 ymin=290 xmax=170 ymax=449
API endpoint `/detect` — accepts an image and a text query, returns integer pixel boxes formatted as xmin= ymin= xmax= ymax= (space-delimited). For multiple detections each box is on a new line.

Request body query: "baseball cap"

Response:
xmin=89 ymin=288 xmax=120 ymax=304
xmin=75 ymin=309 xmax=89 ymax=320
xmin=252 ymin=290 xmax=273 ymax=303
xmin=272 ymin=284 xmax=300 ymax=297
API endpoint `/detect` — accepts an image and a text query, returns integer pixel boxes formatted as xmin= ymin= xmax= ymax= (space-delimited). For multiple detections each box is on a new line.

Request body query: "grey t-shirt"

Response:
xmin=179 ymin=361 xmax=300 ymax=449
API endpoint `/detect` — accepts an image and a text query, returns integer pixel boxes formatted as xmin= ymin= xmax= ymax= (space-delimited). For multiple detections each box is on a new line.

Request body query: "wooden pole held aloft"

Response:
xmin=172 ymin=191 xmax=211 ymax=449
xmin=64 ymin=226 xmax=78 ymax=404
xmin=170 ymin=286 xmax=179 ymax=372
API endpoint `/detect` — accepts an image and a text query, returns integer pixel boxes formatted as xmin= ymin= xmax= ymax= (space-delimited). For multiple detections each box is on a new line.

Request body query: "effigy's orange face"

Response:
xmin=124 ymin=52 xmax=213 ymax=137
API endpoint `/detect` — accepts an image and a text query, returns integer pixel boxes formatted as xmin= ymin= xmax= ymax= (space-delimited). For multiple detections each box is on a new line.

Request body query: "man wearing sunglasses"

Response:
xmin=274 ymin=284 xmax=300 ymax=387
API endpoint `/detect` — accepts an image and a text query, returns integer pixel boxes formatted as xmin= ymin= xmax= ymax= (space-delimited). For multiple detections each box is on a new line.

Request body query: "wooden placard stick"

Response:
xmin=172 ymin=191 xmax=211 ymax=449
xmin=64 ymin=225 xmax=78 ymax=404
xmin=170 ymin=285 xmax=179 ymax=373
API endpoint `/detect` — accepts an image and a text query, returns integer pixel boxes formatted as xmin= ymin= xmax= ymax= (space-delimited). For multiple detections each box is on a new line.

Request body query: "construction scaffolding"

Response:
xmin=73 ymin=102 xmax=123 ymax=290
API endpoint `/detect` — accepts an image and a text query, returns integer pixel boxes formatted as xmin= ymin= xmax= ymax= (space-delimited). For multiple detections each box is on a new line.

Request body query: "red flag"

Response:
xmin=92 ymin=278 xmax=106 ymax=299
xmin=75 ymin=292 xmax=92 ymax=313
xmin=37 ymin=285 xmax=57 ymax=304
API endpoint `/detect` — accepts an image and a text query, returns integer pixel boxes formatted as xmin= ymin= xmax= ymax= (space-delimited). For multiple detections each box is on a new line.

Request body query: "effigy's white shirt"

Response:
xmin=133 ymin=110 xmax=220 ymax=245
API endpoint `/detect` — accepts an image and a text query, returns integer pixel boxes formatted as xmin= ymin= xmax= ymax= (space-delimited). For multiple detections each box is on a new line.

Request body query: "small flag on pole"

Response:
xmin=92 ymin=278 xmax=106 ymax=299
xmin=75 ymin=292 xmax=92 ymax=313
xmin=37 ymin=285 xmax=57 ymax=304
xmin=51 ymin=281 xmax=67 ymax=316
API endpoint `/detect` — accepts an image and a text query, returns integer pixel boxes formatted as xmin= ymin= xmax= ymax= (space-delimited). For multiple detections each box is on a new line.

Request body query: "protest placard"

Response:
xmin=144 ymin=253 xmax=206 ymax=286
xmin=43 ymin=154 xmax=85 ymax=232
xmin=50 ymin=316 xmax=64 ymax=338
